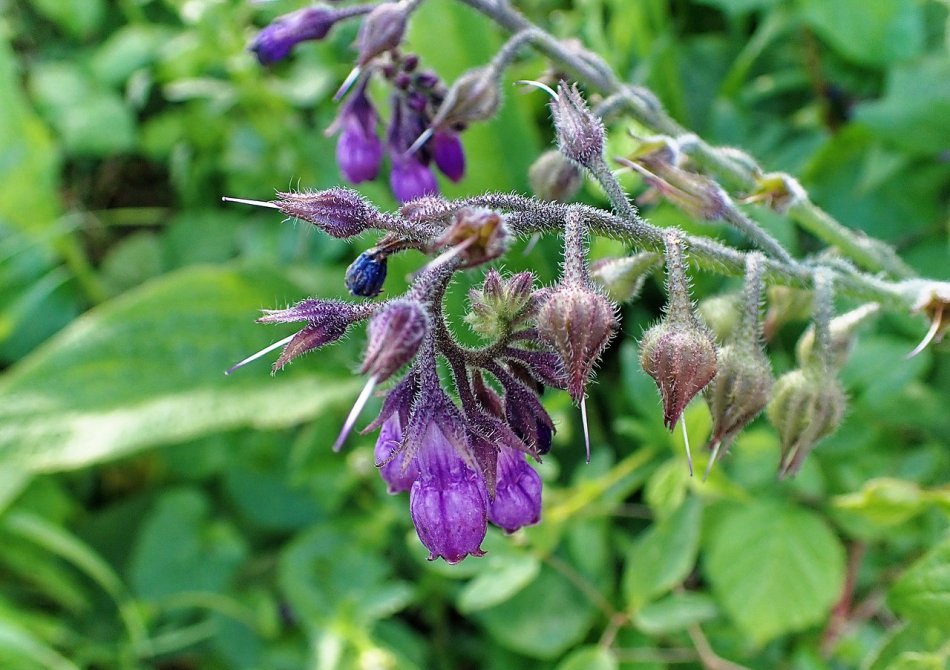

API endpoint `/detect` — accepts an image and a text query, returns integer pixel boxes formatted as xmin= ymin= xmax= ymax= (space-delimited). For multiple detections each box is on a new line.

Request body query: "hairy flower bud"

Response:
xmin=433 ymin=207 xmax=509 ymax=268
xmin=345 ymin=250 xmax=388 ymax=297
xmin=528 ymin=149 xmax=583 ymax=202
xmin=697 ymin=292 xmax=742 ymax=343
xmin=767 ymin=369 xmax=846 ymax=478
xmin=465 ymin=269 xmax=537 ymax=338
xmin=550 ymin=82 xmax=604 ymax=168
xmin=639 ymin=319 xmax=718 ymax=429
xmin=361 ymin=300 xmax=429 ymax=381
xmin=536 ymin=285 xmax=617 ymax=402
xmin=356 ymin=2 xmax=409 ymax=66
xmin=488 ymin=447 xmax=542 ymax=533
xmin=704 ymin=344 xmax=772 ymax=452
xmin=590 ymin=252 xmax=661 ymax=303
xmin=745 ymin=172 xmax=807 ymax=213
xmin=796 ymin=303 xmax=880 ymax=370
xmin=430 ymin=66 xmax=500 ymax=130
xmin=276 ymin=188 xmax=382 ymax=238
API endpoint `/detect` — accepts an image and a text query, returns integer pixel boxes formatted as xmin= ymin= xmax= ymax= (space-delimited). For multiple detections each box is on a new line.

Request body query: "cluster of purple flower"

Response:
xmin=249 ymin=3 xmax=466 ymax=203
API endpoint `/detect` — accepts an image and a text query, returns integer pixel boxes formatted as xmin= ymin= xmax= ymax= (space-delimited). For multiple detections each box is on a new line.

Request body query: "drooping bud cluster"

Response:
xmin=639 ymin=233 xmax=718 ymax=433
xmin=465 ymin=269 xmax=537 ymax=339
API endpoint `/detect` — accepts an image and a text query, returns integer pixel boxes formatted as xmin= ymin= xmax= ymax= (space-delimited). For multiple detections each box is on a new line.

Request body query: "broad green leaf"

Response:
xmin=833 ymin=478 xmax=930 ymax=532
xmin=622 ymin=496 xmax=702 ymax=610
xmin=0 ymin=265 xmax=360 ymax=472
xmin=704 ymin=500 xmax=845 ymax=645
xmin=798 ymin=0 xmax=924 ymax=67
xmin=456 ymin=552 xmax=540 ymax=613
xmin=856 ymin=57 xmax=950 ymax=156
xmin=555 ymin=646 xmax=618 ymax=670
xmin=633 ymin=592 xmax=719 ymax=636
xmin=866 ymin=624 xmax=950 ymax=670
xmin=279 ymin=525 xmax=414 ymax=626
xmin=474 ymin=564 xmax=597 ymax=659
xmin=889 ymin=535 xmax=950 ymax=630
xmin=129 ymin=489 xmax=247 ymax=601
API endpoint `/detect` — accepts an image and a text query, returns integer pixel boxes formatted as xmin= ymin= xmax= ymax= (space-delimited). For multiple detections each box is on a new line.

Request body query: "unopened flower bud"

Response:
xmin=640 ymin=233 xmax=718 ymax=429
xmin=276 ymin=188 xmax=382 ymax=238
xmin=697 ymin=292 xmax=742 ymax=343
xmin=537 ymin=285 xmax=617 ymax=402
xmin=361 ymin=299 xmax=429 ymax=381
xmin=796 ymin=303 xmax=880 ymax=370
xmin=356 ymin=2 xmax=409 ymax=66
xmin=250 ymin=6 xmax=362 ymax=64
xmin=704 ymin=344 xmax=772 ymax=451
xmin=590 ymin=252 xmax=661 ymax=303
xmin=528 ymin=149 xmax=583 ymax=202
xmin=551 ymin=82 xmax=604 ymax=168
xmin=430 ymin=66 xmax=501 ymax=130
xmin=432 ymin=132 xmax=466 ymax=182
xmin=767 ymin=369 xmax=846 ymax=478
xmin=465 ymin=269 xmax=537 ymax=338
xmin=745 ymin=172 xmax=807 ymax=214
xmin=639 ymin=320 xmax=718 ymax=429
xmin=433 ymin=207 xmax=509 ymax=268
xmin=764 ymin=285 xmax=813 ymax=340
xmin=345 ymin=250 xmax=388 ymax=297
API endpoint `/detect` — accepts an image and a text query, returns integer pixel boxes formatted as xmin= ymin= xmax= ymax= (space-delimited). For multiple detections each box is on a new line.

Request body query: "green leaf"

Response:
xmin=855 ymin=57 xmax=950 ymax=156
xmin=29 ymin=0 xmax=105 ymax=40
xmin=622 ymin=496 xmax=702 ymax=610
xmin=703 ymin=500 xmax=845 ymax=645
xmin=833 ymin=478 xmax=930 ymax=533
xmin=797 ymin=0 xmax=924 ymax=67
xmin=866 ymin=624 xmax=950 ymax=670
xmin=633 ymin=592 xmax=719 ymax=636
xmin=889 ymin=535 xmax=950 ymax=630
xmin=278 ymin=525 xmax=414 ymax=626
xmin=129 ymin=488 xmax=247 ymax=601
xmin=0 ymin=265 xmax=361 ymax=472
xmin=456 ymin=551 xmax=541 ymax=613
xmin=474 ymin=564 xmax=597 ymax=659
xmin=555 ymin=646 xmax=618 ymax=670
xmin=0 ymin=616 xmax=79 ymax=670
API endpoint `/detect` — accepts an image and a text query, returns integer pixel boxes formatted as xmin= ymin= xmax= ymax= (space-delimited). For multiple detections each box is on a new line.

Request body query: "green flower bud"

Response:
xmin=465 ymin=269 xmax=538 ymax=339
xmin=528 ymin=150 xmax=583 ymax=202
xmin=767 ymin=368 xmax=846 ymax=478
xmin=589 ymin=252 xmax=661 ymax=303
xmin=795 ymin=303 xmax=880 ymax=370
xmin=704 ymin=344 xmax=772 ymax=455
xmin=697 ymin=291 xmax=742 ymax=343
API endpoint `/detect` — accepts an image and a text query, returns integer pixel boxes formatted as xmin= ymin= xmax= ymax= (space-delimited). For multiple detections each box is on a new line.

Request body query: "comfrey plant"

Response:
xmin=227 ymin=1 xmax=950 ymax=563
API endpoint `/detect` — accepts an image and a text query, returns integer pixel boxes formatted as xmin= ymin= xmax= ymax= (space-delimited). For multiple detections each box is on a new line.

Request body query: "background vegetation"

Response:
xmin=1 ymin=0 xmax=948 ymax=668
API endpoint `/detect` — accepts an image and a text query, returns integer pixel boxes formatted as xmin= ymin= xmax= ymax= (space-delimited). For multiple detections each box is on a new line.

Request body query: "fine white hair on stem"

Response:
xmin=225 ymin=334 xmax=295 ymax=376
xmin=514 ymin=79 xmax=559 ymax=99
xmin=581 ymin=396 xmax=591 ymax=464
xmin=703 ymin=438 xmax=722 ymax=482
xmin=681 ymin=414 xmax=693 ymax=477
xmin=222 ymin=196 xmax=279 ymax=209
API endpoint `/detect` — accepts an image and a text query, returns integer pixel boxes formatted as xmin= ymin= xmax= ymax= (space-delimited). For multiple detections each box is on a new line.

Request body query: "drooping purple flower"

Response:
xmin=390 ymin=156 xmax=439 ymax=203
xmin=405 ymin=388 xmax=487 ymax=563
xmin=432 ymin=132 xmax=465 ymax=182
xmin=375 ymin=414 xmax=419 ymax=493
xmin=488 ymin=447 xmax=542 ymax=534
xmin=250 ymin=7 xmax=343 ymax=65
xmin=335 ymin=81 xmax=383 ymax=183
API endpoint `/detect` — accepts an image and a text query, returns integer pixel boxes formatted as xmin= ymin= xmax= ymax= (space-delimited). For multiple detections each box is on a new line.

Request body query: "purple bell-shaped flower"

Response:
xmin=432 ymin=132 xmax=465 ymax=183
xmin=488 ymin=447 xmax=542 ymax=534
xmin=375 ymin=414 xmax=419 ymax=493
xmin=335 ymin=80 xmax=384 ymax=184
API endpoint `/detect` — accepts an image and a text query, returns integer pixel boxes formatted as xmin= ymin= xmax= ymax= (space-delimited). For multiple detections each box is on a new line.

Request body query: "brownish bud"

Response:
xmin=432 ymin=207 xmax=508 ymax=268
xmin=356 ymin=2 xmax=408 ymax=66
xmin=528 ymin=149 xmax=584 ymax=202
xmin=551 ymin=82 xmax=604 ymax=167
xmin=536 ymin=285 xmax=617 ymax=402
xmin=589 ymin=252 xmax=661 ymax=303
xmin=430 ymin=66 xmax=500 ymax=130
xmin=767 ymin=368 xmax=846 ymax=478
xmin=639 ymin=318 xmax=718 ymax=430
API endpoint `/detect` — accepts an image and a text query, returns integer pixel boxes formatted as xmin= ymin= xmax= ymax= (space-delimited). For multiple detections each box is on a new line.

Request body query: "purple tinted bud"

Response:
xmin=250 ymin=7 xmax=339 ymax=64
xmin=390 ymin=156 xmax=439 ymax=202
xmin=356 ymin=2 xmax=408 ymax=66
xmin=488 ymin=447 xmax=542 ymax=533
xmin=361 ymin=300 xmax=429 ymax=381
xmin=335 ymin=82 xmax=383 ymax=183
xmin=551 ymin=81 xmax=604 ymax=167
xmin=375 ymin=415 xmax=418 ymax=493
xmin=432 ymin=132 xmax=465 ymax=182
xmin=345 ymin=250 xmax=388 ymax=297
xmin=275 ymin=188 xmax=382 ymax=238
xmin=257 ymin=299 xmax=370 ymax=371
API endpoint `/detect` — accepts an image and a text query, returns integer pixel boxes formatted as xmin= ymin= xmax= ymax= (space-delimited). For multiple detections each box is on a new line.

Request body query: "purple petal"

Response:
xmin=432 ymin=133 xmax=465 ymax=182
xmin=390 ymin=157 xmax=439 ymax=203
xmin=410 ymin=471 xmax=487 ymax=563
xmin=250 ymin=7 xmax=337 ymax=65
xmin=375 ymin=415 xmax=418 ymax=493
xmin=337 ymin=120 xmax=383 ymax=183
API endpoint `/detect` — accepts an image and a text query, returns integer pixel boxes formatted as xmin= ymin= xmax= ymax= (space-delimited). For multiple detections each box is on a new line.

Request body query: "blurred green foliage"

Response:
xmin=0 ymin=0 xmax=948 ymax=668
